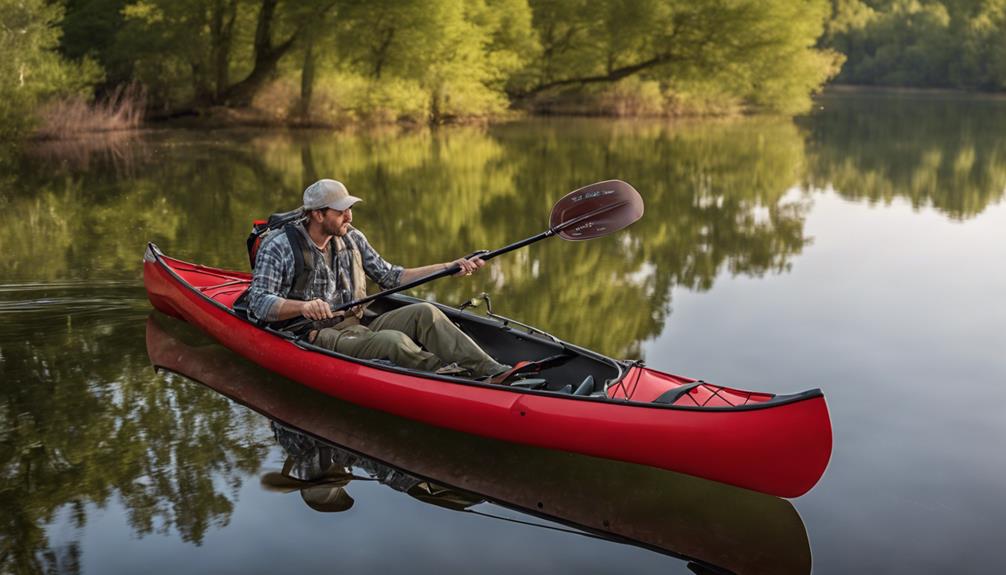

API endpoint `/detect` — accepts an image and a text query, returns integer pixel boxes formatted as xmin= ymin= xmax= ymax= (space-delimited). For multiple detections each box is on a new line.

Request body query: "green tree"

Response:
xmin=821 ymin=0 xmax=1006 ymax=90
xmin=0 ymin=0 xmax=100 ymax=138
xmin=113 ymin=0 xmax=336 ymax=109
xmin=60 ymin=0 xmax=128 ymax=84
xmin=329 ymin=0 xmax=536 ymax=123
xmin=954 ymin=0 xmax=1006 ymax=89
xmin=515 ymin=0 xmax=841 ymax=114
xmin=43 ymin=0 xmax=844 ymax=122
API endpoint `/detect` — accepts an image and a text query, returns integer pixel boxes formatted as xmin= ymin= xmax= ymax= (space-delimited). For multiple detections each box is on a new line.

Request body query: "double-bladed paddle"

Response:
xmin=292 ymin=179 xmax=643 ymax=328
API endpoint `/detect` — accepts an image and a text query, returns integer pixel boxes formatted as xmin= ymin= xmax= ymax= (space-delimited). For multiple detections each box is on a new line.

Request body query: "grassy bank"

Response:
xmin=147 ymin=76 xmax=762 ymax=132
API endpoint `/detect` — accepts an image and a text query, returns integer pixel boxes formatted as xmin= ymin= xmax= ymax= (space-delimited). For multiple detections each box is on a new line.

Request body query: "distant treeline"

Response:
xmin=822 ymin=0 xmax=1006 ymax=89
xmin=3 ymin=0 xmax=841 ymax=136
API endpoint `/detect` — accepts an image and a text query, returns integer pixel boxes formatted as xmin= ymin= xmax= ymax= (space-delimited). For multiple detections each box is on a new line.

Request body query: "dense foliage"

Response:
xmin=14 ymin=0 xmax=1006 ymax=134
xmin=2 ymin=0 xmax=842 ymax=135
xmin=0 ymin=0 xmax=99 ymax=137
xmin=822 ymin=0 xmax=1006 ymax=89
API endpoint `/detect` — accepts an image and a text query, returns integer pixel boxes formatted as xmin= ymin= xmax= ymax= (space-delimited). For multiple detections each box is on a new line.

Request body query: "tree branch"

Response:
xmin=513 ymin=52 xmax=675 ymax=100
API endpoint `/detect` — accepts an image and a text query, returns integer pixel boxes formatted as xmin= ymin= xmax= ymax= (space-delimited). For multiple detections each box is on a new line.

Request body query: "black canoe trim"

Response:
xmin=146 ymin=243 xmax=824 ymax=413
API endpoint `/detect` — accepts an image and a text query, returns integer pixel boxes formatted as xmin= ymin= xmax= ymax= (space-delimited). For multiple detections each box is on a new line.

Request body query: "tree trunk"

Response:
xmin=192 ymin=62 xmax=213 ymax=106
xmin=298 ymin=31 xmax=317 ymax=119
xmin=301 ymin=142 xmax=319 ymax=186
xmin=430 ymin=87 xmax=443 ymax=125
xmin=223 ymin=0 xmax=288 ymax=106
xmin=372 ymin=26 xmax=395 ymax=80
xmin=210 ymin=0 xmax=239 ymax=102
xmin=222 ymin=0 xmax=337 ymax=107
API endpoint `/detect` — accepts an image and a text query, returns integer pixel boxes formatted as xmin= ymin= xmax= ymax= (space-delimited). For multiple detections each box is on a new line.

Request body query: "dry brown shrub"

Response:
xmin=34 ymin=84 xmax=146 ymax=139
xmin=251 ymin=80 xmax=298 ymax=121
xmin=596 ymin=79 xmax=666 ymax=117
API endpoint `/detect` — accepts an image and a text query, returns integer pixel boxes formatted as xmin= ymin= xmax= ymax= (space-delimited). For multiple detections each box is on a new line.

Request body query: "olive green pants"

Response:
xmin=313 ymin=302 xmax=506 ymax=377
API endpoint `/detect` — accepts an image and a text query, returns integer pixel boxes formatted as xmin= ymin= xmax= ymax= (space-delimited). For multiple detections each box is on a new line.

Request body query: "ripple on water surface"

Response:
xmin=0 ymin=280 xmax=149 ymax=338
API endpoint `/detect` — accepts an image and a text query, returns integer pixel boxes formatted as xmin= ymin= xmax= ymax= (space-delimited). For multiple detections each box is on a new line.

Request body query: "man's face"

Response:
xmin=320 ymin=207 xmax=352 ymax=237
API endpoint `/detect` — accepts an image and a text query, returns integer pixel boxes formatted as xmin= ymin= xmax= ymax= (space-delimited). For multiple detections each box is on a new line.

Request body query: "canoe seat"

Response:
xmin=511 ymin=378 xmax=547 ymax=390
xmin=233 ymin=288 xmax=251 ymax=319
xmin=573 ymin=375 xmax=594 ymax=396
xmin=652 ymin=382 xmax=702 ymax=405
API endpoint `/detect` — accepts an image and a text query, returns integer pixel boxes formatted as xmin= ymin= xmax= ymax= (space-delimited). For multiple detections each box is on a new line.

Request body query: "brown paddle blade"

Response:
xmin=548 ymin=179 xmax=644 ymax=241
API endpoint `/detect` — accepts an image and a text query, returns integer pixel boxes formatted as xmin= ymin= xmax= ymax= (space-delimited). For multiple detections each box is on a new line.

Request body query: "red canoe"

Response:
xmin=143 ymin=243 xmax=832 ymax=498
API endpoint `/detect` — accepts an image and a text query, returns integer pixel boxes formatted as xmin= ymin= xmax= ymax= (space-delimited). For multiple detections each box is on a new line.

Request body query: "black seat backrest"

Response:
xmin=652 ymin=382 xmax=702 ymax=405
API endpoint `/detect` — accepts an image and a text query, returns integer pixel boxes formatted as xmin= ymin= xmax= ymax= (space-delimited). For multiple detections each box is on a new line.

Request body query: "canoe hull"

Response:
xmin=143 ymin=246 xmax=831 ymax=498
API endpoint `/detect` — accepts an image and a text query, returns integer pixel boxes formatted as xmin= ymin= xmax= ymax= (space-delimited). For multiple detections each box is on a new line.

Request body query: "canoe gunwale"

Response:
xmin=145 ymin=242 xmax=824 ymax=413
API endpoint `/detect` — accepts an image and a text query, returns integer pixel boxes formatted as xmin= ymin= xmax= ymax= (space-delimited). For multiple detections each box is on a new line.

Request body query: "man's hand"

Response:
xmin=300 ymin=298 xmax=340 ymax=320
xmin=452 ymin=256 xmax=485 ymax=277
xmin=401 ymin=257 xmax=488 ymax=284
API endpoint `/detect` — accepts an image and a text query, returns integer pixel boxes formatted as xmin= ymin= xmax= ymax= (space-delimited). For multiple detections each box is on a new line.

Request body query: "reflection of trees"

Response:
xmin=459 ymin=119 xmax=811 ymax=357
xmin=0 ymin=133 xmax=304 ymax=281
xmin=3 ymin=118 xmax=809 ymax=357
xmin=266 ymin=119 xmax=810 ymax=357
xmin=0 ymin=306 xmax=269 ymax=574
xmin=803 ymin=94 xmax=1006 ymax=220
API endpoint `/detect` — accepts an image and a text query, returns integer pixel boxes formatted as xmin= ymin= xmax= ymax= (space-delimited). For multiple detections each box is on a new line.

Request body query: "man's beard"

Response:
xmin=323 ymin=221 xmax=347 ymax=236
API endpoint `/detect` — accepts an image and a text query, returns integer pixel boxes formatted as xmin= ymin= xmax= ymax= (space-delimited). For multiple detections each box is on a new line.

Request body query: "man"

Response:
xmin=246 ymin=179 xmax=509 ymax=379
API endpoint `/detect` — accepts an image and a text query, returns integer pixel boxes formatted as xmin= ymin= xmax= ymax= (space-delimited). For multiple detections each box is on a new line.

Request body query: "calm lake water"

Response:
xmin=2 ymin=92 xmax=1004 ymax=574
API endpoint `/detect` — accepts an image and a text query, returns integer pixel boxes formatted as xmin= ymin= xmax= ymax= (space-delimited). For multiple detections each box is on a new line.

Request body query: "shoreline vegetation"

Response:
xmin=5 ymin=0 xmax=1006 ymax=140
xmin=161 ymin=82 xmax=1006 ymax=130
xmin=822 ymin=83 xmax=1006 ymax=100
xmin=24 ymin=82 xmax=1006 ymax=138
xmin=156 ymin=77 xmax=756 ymax=131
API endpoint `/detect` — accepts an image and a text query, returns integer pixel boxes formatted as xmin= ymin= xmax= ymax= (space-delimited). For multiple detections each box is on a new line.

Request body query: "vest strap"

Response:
xmin=285 ymin=225 xmax=317 ymax=298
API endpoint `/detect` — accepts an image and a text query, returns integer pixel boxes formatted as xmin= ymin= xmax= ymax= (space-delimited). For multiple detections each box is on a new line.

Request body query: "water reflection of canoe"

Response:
xmin=143 ymin=244 xmax=832 ymax=498
xmin=145 ymin=314 xmax=813 ymax=575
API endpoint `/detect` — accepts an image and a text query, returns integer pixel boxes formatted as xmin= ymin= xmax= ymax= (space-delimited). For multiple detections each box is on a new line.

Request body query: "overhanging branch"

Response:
xmin=511 ymin=53 xmax=675 ymax=100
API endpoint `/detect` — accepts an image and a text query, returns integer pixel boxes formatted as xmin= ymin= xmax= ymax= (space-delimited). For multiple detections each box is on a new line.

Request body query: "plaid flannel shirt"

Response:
xmin=247 ymin=225 xmax=403 ymax=322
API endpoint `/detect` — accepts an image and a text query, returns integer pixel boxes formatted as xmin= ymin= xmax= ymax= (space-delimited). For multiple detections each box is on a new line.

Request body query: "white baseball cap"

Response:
xmin=303 ymin=179 xmax=362 ymax=211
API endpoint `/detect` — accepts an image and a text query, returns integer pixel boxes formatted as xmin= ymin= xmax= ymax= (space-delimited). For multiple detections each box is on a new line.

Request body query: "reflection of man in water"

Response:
xmin=262 ymin=423 xmax=481 ymax=513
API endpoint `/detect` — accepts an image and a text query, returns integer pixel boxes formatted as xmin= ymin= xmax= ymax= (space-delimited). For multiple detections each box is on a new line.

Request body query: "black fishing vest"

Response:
xmin=283 ymin=224 xmax=368 ymax=310
xmin=283 ymin=223 xmax=331 ymax=302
